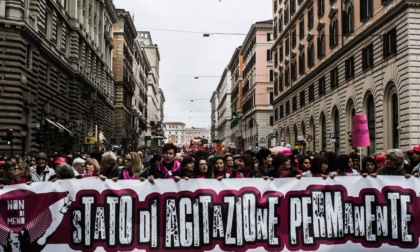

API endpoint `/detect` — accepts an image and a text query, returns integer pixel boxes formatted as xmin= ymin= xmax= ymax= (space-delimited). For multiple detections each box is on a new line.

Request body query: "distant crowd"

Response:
xmin=0 ymin=143 xmax=419 ymax=187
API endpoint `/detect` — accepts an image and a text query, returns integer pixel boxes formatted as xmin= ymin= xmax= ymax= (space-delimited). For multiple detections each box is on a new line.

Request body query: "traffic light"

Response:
xmin=6 ymin=129 xmax=13 ymax=145
xmin=231 ymin=112 xmax=238 ymax=120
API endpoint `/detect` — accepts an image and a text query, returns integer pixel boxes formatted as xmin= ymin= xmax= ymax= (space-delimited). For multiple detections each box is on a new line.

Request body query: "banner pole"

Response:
xmin=359 ymin=147 xmax=362 ymax=172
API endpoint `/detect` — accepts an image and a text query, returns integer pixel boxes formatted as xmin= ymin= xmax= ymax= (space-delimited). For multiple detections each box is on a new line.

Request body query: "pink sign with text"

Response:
xmin=352 ymin=114 xmax=371 ymax=147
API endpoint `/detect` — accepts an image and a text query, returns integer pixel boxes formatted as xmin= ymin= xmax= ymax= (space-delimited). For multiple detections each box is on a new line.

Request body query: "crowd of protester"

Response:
xmin=0 ymin=143 xmax=419 ymax=187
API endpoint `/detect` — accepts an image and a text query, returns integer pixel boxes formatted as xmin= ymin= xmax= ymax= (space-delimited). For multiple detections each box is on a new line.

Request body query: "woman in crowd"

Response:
xmin=299 ymin=156 xmax=312 ymax=177
xmin=335 ymin=154 xmax=359 ymax=176
xmin=230 ymin=154 xmax=260 ymax=178
xmin=117 ymin=152 xmax=143 ymax=180
xmin=179 ymin=157 xmax=195 ymax=179
xmin=212 ymin=156 xmax=230 ymax=179
xmin=28 ymin=156 xmax=37 ymax=168
xmin=223 ymin=154 xmax=235 ymax=176
xmin=194 ymin=157 xmax=213 ymax=178
xmin=84 ymin=158 xmax=101 ymax=177
xmin=361 ymin=156 xmax=378 ymax=175
xmin=100 ymin=151 xmax=120 ymax=179
xmin=148 ymin=143 xmax=181 ymax=182
xmin=8 ymin=162 xmax=32 ymax=185
xmin=268 ymin=152 xmax=301 ymax=178
xmin=55 ymin=163 xmax=76 ymax=179
xmin=307 ymin=156 xmax=330 ymax=177
xmin=255 ymin=148 xmax=272 ymax=177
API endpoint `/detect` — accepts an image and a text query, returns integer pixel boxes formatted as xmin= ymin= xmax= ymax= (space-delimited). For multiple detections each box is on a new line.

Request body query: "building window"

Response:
xmin=309 ymin=84 xmax=315 ymax=102
xmin=330 ymin=67 xmax=339 ymax=89
xmin=279 ymin=15 xmax=283 ymax=34
xmin=299 ymin=50 xmax=305 ymax=75
xmin=367 ymin=95 xmax=375 ymax=154
xmin=284 ymin=5 xmax=289 ymax=25
xmin=383 ymin=27 xmax=397 ymax=58
xmin=286 ymin=37 xmax=290 ymax=56
xmin=269 ymin=69 xmax=274 ymax=82
xmin=343 ymin=4 xmax=354 ymax=35
xmin=291 ymin=0 xmax=296 ymax=16
xmin=267 ymin=32 xmax=273 ymax=41
xmin=321 ymin=113 xmax=326 ymax=151
xmin=291 ymin=60 xmax=297 ymax=81
xmin=317 ymin=33 xmax=325 ymax=59
xmin=299 ymin=17 xmax=305 ymax=40
xmin=318 ymin=76 xmax=326 ymax=96
xmin=345 ymin=56 xmax=354 ymax=79
xmin=333 ymin=109 xmax=340 ymax=153
xmin=274 ymin=108 xmax=278 ymax=121
xmin=318 ymin=0 xmax=325 ymax=17
xmin=308 ymin=5 xmax=314 ymax=29
xmin=279 ymin=45 xmax=284 ymax=62
xmin=391 ymin=93 xmax=399 ymax=148
xmin=286 ymin=100 xmax=290 ymax=115
xmin=307 ymin=42 xmax=314 ymax=67
xmin=280 ymin=104 xmax=284 ymax=118
xmin=270 ymin=91 xmax=274 ymax=104
xmin=267 ymin=49 xmax=272 ymax=61
xmin=300 ymin=90 xmax=305 ymax=107
xmin=360 ymin=0 xmax=373 ymax=21
xmin=279 ymin=73 xmax=284 ymax=92
xmin=285 ymin=67 xmax=290 ymax=87
xmin=292 ymin=27 xmax=297 ymax=48
xmin=293 ymin=96 xmax=297 ymax=111
xmin=329 ymin=19 xmax=338 ymax=49
xmin=362 ymin=43 xmax=374 ymax=70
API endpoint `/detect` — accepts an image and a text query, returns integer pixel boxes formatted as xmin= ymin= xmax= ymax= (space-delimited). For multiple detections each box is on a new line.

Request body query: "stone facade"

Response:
xmin=271 ymin=0 xmax=419 ymax=154
xmin=0 ymin=0 xmax=117 ymax=154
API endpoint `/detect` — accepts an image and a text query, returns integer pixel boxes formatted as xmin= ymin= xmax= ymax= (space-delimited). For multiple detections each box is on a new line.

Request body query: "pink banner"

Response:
xmin=352 ymin=114 xmax=371 ymax=147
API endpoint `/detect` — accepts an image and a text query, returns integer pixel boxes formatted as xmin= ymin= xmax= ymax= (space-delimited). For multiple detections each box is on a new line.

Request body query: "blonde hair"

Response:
xmin=17 ymin=162 xmax=31 ymax=178
xmin=128 ymin=152 xmax=143 ymax=174
xmin=85 ymin=158 xmax=101 ymax=176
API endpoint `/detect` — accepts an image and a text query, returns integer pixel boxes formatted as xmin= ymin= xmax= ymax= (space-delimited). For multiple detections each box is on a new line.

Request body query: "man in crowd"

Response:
xmin=30 ymin=152 xmax=56 ymax=182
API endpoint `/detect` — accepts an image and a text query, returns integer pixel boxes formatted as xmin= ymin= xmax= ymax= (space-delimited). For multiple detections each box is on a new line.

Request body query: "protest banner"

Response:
xmin=0 ymin=177 xmax=419 ymax=251
xmin=352 ymin=114 xmax=371 ymax=147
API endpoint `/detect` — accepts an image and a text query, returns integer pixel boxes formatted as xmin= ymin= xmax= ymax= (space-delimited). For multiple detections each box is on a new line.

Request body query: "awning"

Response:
xmin=56 ymin=122 xmax=75 ymax=137
xmin=44 ymin=118 xmax=63 ymax=133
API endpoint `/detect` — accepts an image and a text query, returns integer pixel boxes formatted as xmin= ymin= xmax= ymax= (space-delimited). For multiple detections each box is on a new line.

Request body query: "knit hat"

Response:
xmin=272 ymin=152 xmax=291 ymax=169
xmin=36 ymin=152 xmax=48 ymax=161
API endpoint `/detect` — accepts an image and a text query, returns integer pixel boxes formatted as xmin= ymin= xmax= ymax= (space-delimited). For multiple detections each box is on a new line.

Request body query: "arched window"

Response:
xmin=347 ymin=5 xmax=354 ymax=33
xmin=301 ymin=121 xmax=306 ymax=137
xmin=392 ymin=93 xmax=399 ymax=148
xmin=367 ymin=95 xmax=375 ymax=154
xmin=329 ymin=20 xmax=338 ymax=48
xmin=317 ymin=32 xmax=325 ymax=59
xmin=333 ymin=109 xmax=340 ymax=153
xmin=309 ymin=117 xmax=315 ymax=151
xmin=321 ymin=113 xmax=326 ymax=151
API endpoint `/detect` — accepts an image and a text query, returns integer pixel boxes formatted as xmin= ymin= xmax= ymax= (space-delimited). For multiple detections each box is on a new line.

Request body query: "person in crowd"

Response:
xmin=299 ymin=156 xmax=312 ymax=176
xmin=376 ymin=149 xmax=408 ymax=176
xmin=180 ymin=157 xmax=195 ymax=179
xmin=83 ymin=158 xmax=101 ymax=177
xmin=361 ymin=156 xmax=378 ymax=175
xmin=375 ymin=153 xmax=387 ymax=168
xmin=7 ymin=162 xmax=32 ymax=185
xmin=350 ymin=152 xmax=361 ymax=172
xmin=30 ymin=152 xmax=56 ymax=182
xmin=53 ymin=156 xmax=67 ymax=170
xmin=212 ymin=156 xmax=230 ymax=179
xmin=148 ymin=143 xmax=181 ymax=182
xmin=117 ymin=157 xmax=124 ymax=168
xmin=306 ymin=156 xmax=330 ymax=177
xmin=335 ymin=154 xmax=359 ymax=176
xmin=100 ymin=151 xmax=120 ymax=179
xmin=408 ymin=145 xmax=420 ymax=174
xmin=324 ymin=151 xmax=338 ymax=174
xmin=223 ymin=154 xmax=235 ymax=176
xmin=55 ymin=163 xmax=76 ymax=179
xmin=194 ymin=157 xmax=213 ymax=178
xmin=72 ymin=157 xmax=86 ymax=178
xmin=230 ymin=154 xmax=260 ymax=178
xmin=255 ymin=148 xmax=272 ymax=177
xmin=0 ymin=161 xmax=9 ymax=185
xmin=268 ymin=152 xmax=301 ymax=178
xmin=28 ymin=156 xmax=37 ymax=167
xmin=117 ymin=152 xmax=143 ymax=180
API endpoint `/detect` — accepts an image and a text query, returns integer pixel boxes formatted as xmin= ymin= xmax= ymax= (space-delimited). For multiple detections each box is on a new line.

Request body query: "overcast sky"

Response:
xmin=113 ymin=0 xmax=272 ymax=128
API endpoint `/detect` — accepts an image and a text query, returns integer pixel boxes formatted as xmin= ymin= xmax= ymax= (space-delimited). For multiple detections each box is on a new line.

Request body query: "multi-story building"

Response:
xmin=271 ymin=0 xmax=418 ymax=154
xmin=113 ymin=9 xmax=137 ymax=150
xmin=137 ymin=31 xmax=164 ymax=147
xmin=0 ymin=0 xmax=117 ymax=154
xmin=228 ymin=47 xmax=244 ymax=150
xmin=165 ymin=122 xmax=211 ymax=147
xmin=212 ymin=68 xmax=233 ymax=149
xmin=132 ymin=39 xmax=150 ymax=149
xmin=239 ymin=20 xmax=275 ymax=149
